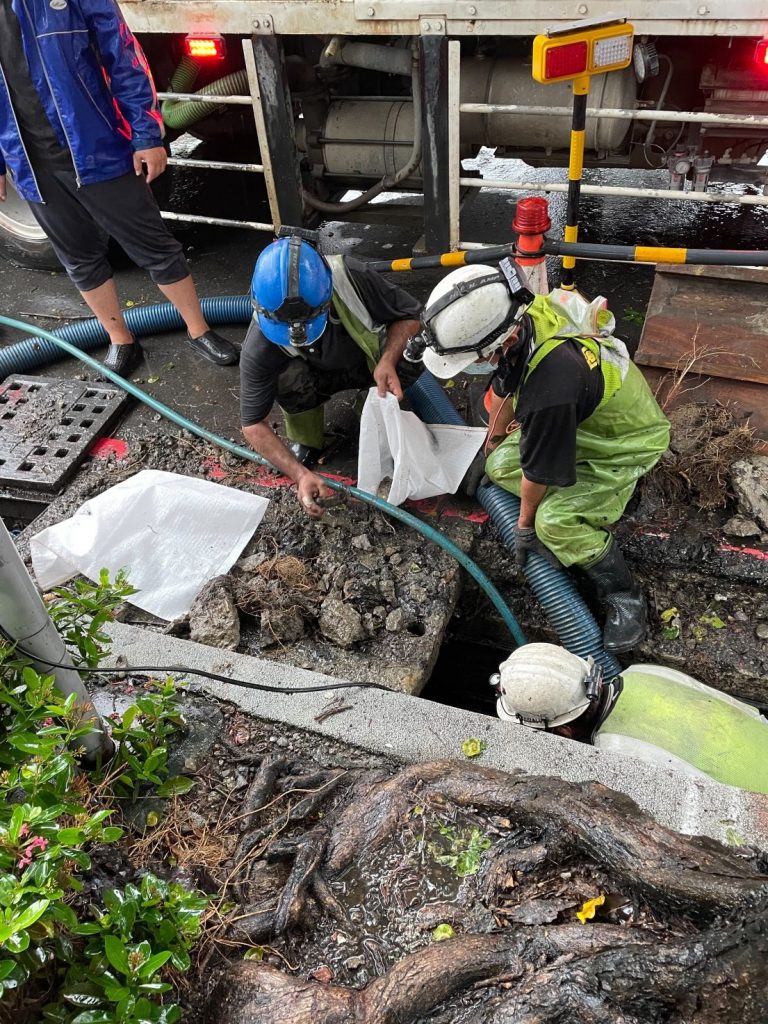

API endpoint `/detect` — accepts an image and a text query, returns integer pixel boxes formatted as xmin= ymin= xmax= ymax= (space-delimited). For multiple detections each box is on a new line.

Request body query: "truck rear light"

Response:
xmin=592 ymin=33 xmax=633 ymax=70
xmin=184 ymin=34 xmax=226 ymax=60
xmin=755 ymin=39 xmax=768 ymax=67
xmin=544 ymin=41 xmax=589 ymax=80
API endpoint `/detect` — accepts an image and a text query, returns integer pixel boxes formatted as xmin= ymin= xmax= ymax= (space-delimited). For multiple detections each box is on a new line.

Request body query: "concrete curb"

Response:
xmin=105 ymin=622 xmax=768 ymax=850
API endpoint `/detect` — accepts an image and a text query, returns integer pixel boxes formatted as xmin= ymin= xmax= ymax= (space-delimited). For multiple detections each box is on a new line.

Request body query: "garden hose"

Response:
xmin=0 ymin=313 xmax=527 ymax=648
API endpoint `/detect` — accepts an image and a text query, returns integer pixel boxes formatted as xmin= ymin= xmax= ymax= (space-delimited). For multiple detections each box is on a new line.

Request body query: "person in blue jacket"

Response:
xmin=0 ymin=0 xmax=238 ymax=376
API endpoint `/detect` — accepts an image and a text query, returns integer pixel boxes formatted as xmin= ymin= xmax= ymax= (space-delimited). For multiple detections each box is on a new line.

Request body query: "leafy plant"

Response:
xmin=50 ymin=874 xmax=206 ymax=1023
xmin=0 ymin=571 xmax=204 ymax=1020
xmin=48 ymin=568 xmax=137 ymax=668
xmin=106 ymin=679 xmax=190 ymax=802
xmin=623 ymin=306 xmax=646 ymax=326
xmin=428 ymin=824 xmax=492 ymax=878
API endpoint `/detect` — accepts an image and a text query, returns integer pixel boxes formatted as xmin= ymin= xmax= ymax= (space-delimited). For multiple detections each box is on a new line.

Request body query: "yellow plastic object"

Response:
xmin=532 ymin=23 xmax=635 ymax=84
xmin=598 ymin=664 xmax=768 ymax=795
xmin=576 ymin=895 xmax=605 ymax=924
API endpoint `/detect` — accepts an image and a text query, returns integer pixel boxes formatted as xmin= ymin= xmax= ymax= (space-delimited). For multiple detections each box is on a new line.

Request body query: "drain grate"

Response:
xmin=0 ymin=375 xmax=128 ymax=492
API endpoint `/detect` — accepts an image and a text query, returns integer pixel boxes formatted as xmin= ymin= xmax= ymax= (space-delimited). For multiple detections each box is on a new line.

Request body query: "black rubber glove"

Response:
xmin=459 ymin=451 xmax=488 ymax=499
xmin=514 ymin=526 xmax=562 ymax=569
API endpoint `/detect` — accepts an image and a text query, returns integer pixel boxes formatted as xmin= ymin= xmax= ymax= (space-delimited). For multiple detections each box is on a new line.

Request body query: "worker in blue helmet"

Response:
xmin=241 ymin=234 xmax=422 ymax=517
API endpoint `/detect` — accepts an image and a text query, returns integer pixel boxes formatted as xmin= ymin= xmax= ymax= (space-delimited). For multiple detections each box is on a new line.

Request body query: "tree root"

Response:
xmin=477 ymin=909 xmax=768 ymax=1024
xmin=239 ymin=755 xmax=292 ymax=833
xmin=209 ymin=925 xmax=645 ymax=1024
xmin=325 ymin=761 xmax=768 ymax=919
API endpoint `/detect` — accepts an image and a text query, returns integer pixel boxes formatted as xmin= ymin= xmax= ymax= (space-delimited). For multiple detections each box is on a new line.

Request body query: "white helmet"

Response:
xmin=495 ymin=643 xmax=594 ymax=729
xmin=421 ymin=262 xmax=531 ymax=379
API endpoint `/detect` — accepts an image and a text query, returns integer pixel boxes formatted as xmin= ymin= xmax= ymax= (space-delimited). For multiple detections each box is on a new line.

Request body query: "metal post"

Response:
xmin=244 ymin=33 xmax=304 ymax=230
xmin=561 ymin=75 xmax=590 ymax=289
xmin=447 ymin=40 xmax=462 ymax=251
xmin=0 ymin=519 xmax=111 ymax=761
xmin=420 ymin=31 xmax=451 ymax=253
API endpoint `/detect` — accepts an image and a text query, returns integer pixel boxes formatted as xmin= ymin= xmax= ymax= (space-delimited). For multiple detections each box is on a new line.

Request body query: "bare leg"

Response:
xmin=80 ymin=280 xmax=134 ymax=345
xmin=157 ymin=275 xmax=208 ymax=339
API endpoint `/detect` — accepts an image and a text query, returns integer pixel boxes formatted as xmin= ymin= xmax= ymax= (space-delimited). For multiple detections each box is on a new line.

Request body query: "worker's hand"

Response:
xmin=296 ymin=471 xmax=333 ymax=519
xmin=459 ymin=450 xmax=487 ymax=499
xmin=373 ymin=358 xmax=404 ymax=401
xmin=513 ymin=525 xmax=562 ymax=569
xmin=133 ymin=147 xmax=167 ymax=184
xmin=0 ymin=175 xmax=6 ymax=202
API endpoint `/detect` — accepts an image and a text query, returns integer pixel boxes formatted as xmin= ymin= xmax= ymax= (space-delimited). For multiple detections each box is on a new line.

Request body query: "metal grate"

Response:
xmin=0 ymin=375 xmax=128 ymax=492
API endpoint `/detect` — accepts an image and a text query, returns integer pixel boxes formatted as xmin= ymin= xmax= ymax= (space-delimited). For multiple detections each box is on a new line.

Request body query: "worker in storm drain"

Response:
xmin=241 ymin=234 xmax=422 ymax=517
xmin=492 ymin=643 xmax=768 ymax=795
xmin=413 ymin=259 xmax=670 ymax=654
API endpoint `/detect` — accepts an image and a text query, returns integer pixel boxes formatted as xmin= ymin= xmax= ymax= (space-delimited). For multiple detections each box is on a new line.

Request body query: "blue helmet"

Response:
xmin=251 ymin=237 xmax=333 ymax=347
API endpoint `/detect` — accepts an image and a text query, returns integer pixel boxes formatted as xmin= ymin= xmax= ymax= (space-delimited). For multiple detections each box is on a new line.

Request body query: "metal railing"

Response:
xmin=447 ymin=41 xmax=768 ymax=252
xmin=153 ymin=38 xmax=277 ymax=233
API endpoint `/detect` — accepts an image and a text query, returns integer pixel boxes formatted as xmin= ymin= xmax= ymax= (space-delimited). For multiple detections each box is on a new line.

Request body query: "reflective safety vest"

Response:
xmin=325 ymin=255 xmax=384 ymax=373
xmin=595 ymin=664 xmax=768 ymax=795
xmin=522 ymin=294 xmax=631 ymax=408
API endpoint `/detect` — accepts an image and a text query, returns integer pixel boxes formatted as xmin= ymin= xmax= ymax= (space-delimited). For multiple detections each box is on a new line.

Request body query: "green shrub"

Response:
xmin=0 ymin=572 xmax=205 ymax=1022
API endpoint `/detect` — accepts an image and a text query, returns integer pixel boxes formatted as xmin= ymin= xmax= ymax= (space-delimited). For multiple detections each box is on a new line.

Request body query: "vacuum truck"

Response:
xmin=2 ymin=0 xmax=767 ymax=264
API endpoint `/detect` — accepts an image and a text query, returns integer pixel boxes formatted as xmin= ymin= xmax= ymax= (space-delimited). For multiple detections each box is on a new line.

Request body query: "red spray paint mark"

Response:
xmin=406 ymin=496 xmax=489 ymax=524
xmin=202 ymin=459 xmax=488 ymax=523
xmin=89 ymin=437 xmax=129 ymax=461
xmin=202 ymin=457 xmax=227 ymax=480
xmin=720 ymin=542 xmax=768 ymax=562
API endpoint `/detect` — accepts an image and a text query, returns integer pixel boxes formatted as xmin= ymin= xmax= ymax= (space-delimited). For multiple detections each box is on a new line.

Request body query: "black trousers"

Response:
xmin=28 ymin=167 xmax=189 ymax=292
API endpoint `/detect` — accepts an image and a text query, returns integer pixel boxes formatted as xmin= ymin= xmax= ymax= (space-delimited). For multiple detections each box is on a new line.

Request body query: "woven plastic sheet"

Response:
xmin=31 ymin=470 xmax=269 ymax=620
xmin=357 ymin=389 xmax=486 ymax=506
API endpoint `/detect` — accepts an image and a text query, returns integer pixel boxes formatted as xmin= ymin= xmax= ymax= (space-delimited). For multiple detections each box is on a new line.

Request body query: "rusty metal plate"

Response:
xmin=0 ymin=375 xmax=128 ymax=493
xmin=636 ymin=264 xmax=768 ymax=386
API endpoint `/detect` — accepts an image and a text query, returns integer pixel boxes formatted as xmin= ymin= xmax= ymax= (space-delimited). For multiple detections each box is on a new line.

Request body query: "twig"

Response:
xmin=314 ymin=701 xmax=354 ymax=723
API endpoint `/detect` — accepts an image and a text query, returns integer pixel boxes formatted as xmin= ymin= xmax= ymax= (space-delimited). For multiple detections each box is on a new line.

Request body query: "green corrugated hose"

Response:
xmin=161 ymin=57 xmax=250 ymax=132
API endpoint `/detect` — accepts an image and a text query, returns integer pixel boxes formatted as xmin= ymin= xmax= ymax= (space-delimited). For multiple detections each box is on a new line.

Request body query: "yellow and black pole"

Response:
xmin=561 ymin=75 xmax=590 ymax=289
xmin=531 ymin=17 xmax=636 ymax=289
xmin=367 ymin=240 xmax=768 ymax=274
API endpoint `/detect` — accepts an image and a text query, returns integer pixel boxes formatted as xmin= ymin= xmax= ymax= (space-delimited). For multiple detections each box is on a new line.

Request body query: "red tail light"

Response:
xmin=756 ymin=39 xmax=768 ymax=68
xmin=544 ymin=41 xmax=589 ymax=80
xmin=184 ymin=34 xmax=226 ymax=60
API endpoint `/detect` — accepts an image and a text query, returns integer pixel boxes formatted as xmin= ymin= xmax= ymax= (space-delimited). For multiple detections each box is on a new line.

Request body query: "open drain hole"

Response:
xmin=421 ymin=638 xmax=509 ymax=718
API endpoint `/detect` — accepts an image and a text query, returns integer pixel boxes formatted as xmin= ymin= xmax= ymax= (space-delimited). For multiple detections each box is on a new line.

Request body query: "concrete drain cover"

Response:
xmin=0 ymin=375 xmax=128 ymax=492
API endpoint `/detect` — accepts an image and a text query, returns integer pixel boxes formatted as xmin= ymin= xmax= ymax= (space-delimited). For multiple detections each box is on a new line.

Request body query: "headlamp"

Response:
xmin=404 ymin=331 xmax=429 ymax=363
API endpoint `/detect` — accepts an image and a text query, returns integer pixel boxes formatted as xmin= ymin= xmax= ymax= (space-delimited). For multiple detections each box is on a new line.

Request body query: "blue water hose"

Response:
xmin=406 ymin=370 xmax=622 ymax=678
xmin=0 ymin=312 xmax=527 ymax=648
xmin=0 ymin=296 xmax=252 ymax=375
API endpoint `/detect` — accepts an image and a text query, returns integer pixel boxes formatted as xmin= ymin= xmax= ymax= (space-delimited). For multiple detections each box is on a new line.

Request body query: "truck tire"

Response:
xmin=0 ymin=178 xmax=61 ymax=271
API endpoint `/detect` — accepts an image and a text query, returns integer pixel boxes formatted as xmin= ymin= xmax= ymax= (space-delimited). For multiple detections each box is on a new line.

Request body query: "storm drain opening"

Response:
xmin=0 ymin=375 xmax=128 ymax=493
xmin=421 ymin=637 xmax=510 ymax=717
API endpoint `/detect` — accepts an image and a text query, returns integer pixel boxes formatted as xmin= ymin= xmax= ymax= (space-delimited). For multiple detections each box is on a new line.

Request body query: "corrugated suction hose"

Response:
xmin=406 ymin=369 xmax=622 ymax=678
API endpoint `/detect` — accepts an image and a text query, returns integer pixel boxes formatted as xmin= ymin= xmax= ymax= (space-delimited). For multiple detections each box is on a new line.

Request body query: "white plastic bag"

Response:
xmin=357 ymin=389 xmax=486 ymax=506
xmin=31 ymin=470 xmax=270 ymax=621
xmin=548 ymin=287 xmax=616 ymax=337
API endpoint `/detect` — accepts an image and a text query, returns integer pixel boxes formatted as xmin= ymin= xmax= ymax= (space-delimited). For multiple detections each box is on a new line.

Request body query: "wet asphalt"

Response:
xmin=1 ymin=140 xmax=767 ymax=462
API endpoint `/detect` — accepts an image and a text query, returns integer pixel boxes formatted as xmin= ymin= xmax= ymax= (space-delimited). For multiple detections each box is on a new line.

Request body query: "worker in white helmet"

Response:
xmin=492 ymin=643 xmax=768 ymax=795
xmin=411 ymin=258 xmax=670 ymax=653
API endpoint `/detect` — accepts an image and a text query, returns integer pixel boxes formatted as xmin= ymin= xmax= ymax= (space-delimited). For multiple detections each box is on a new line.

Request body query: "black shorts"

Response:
xmin=28 ymin=167 xmax=189 ymax=292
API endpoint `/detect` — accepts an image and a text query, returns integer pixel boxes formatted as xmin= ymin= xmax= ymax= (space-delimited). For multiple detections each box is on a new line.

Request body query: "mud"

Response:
xmin=18 ymin=431 xmax=463 ymax=694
